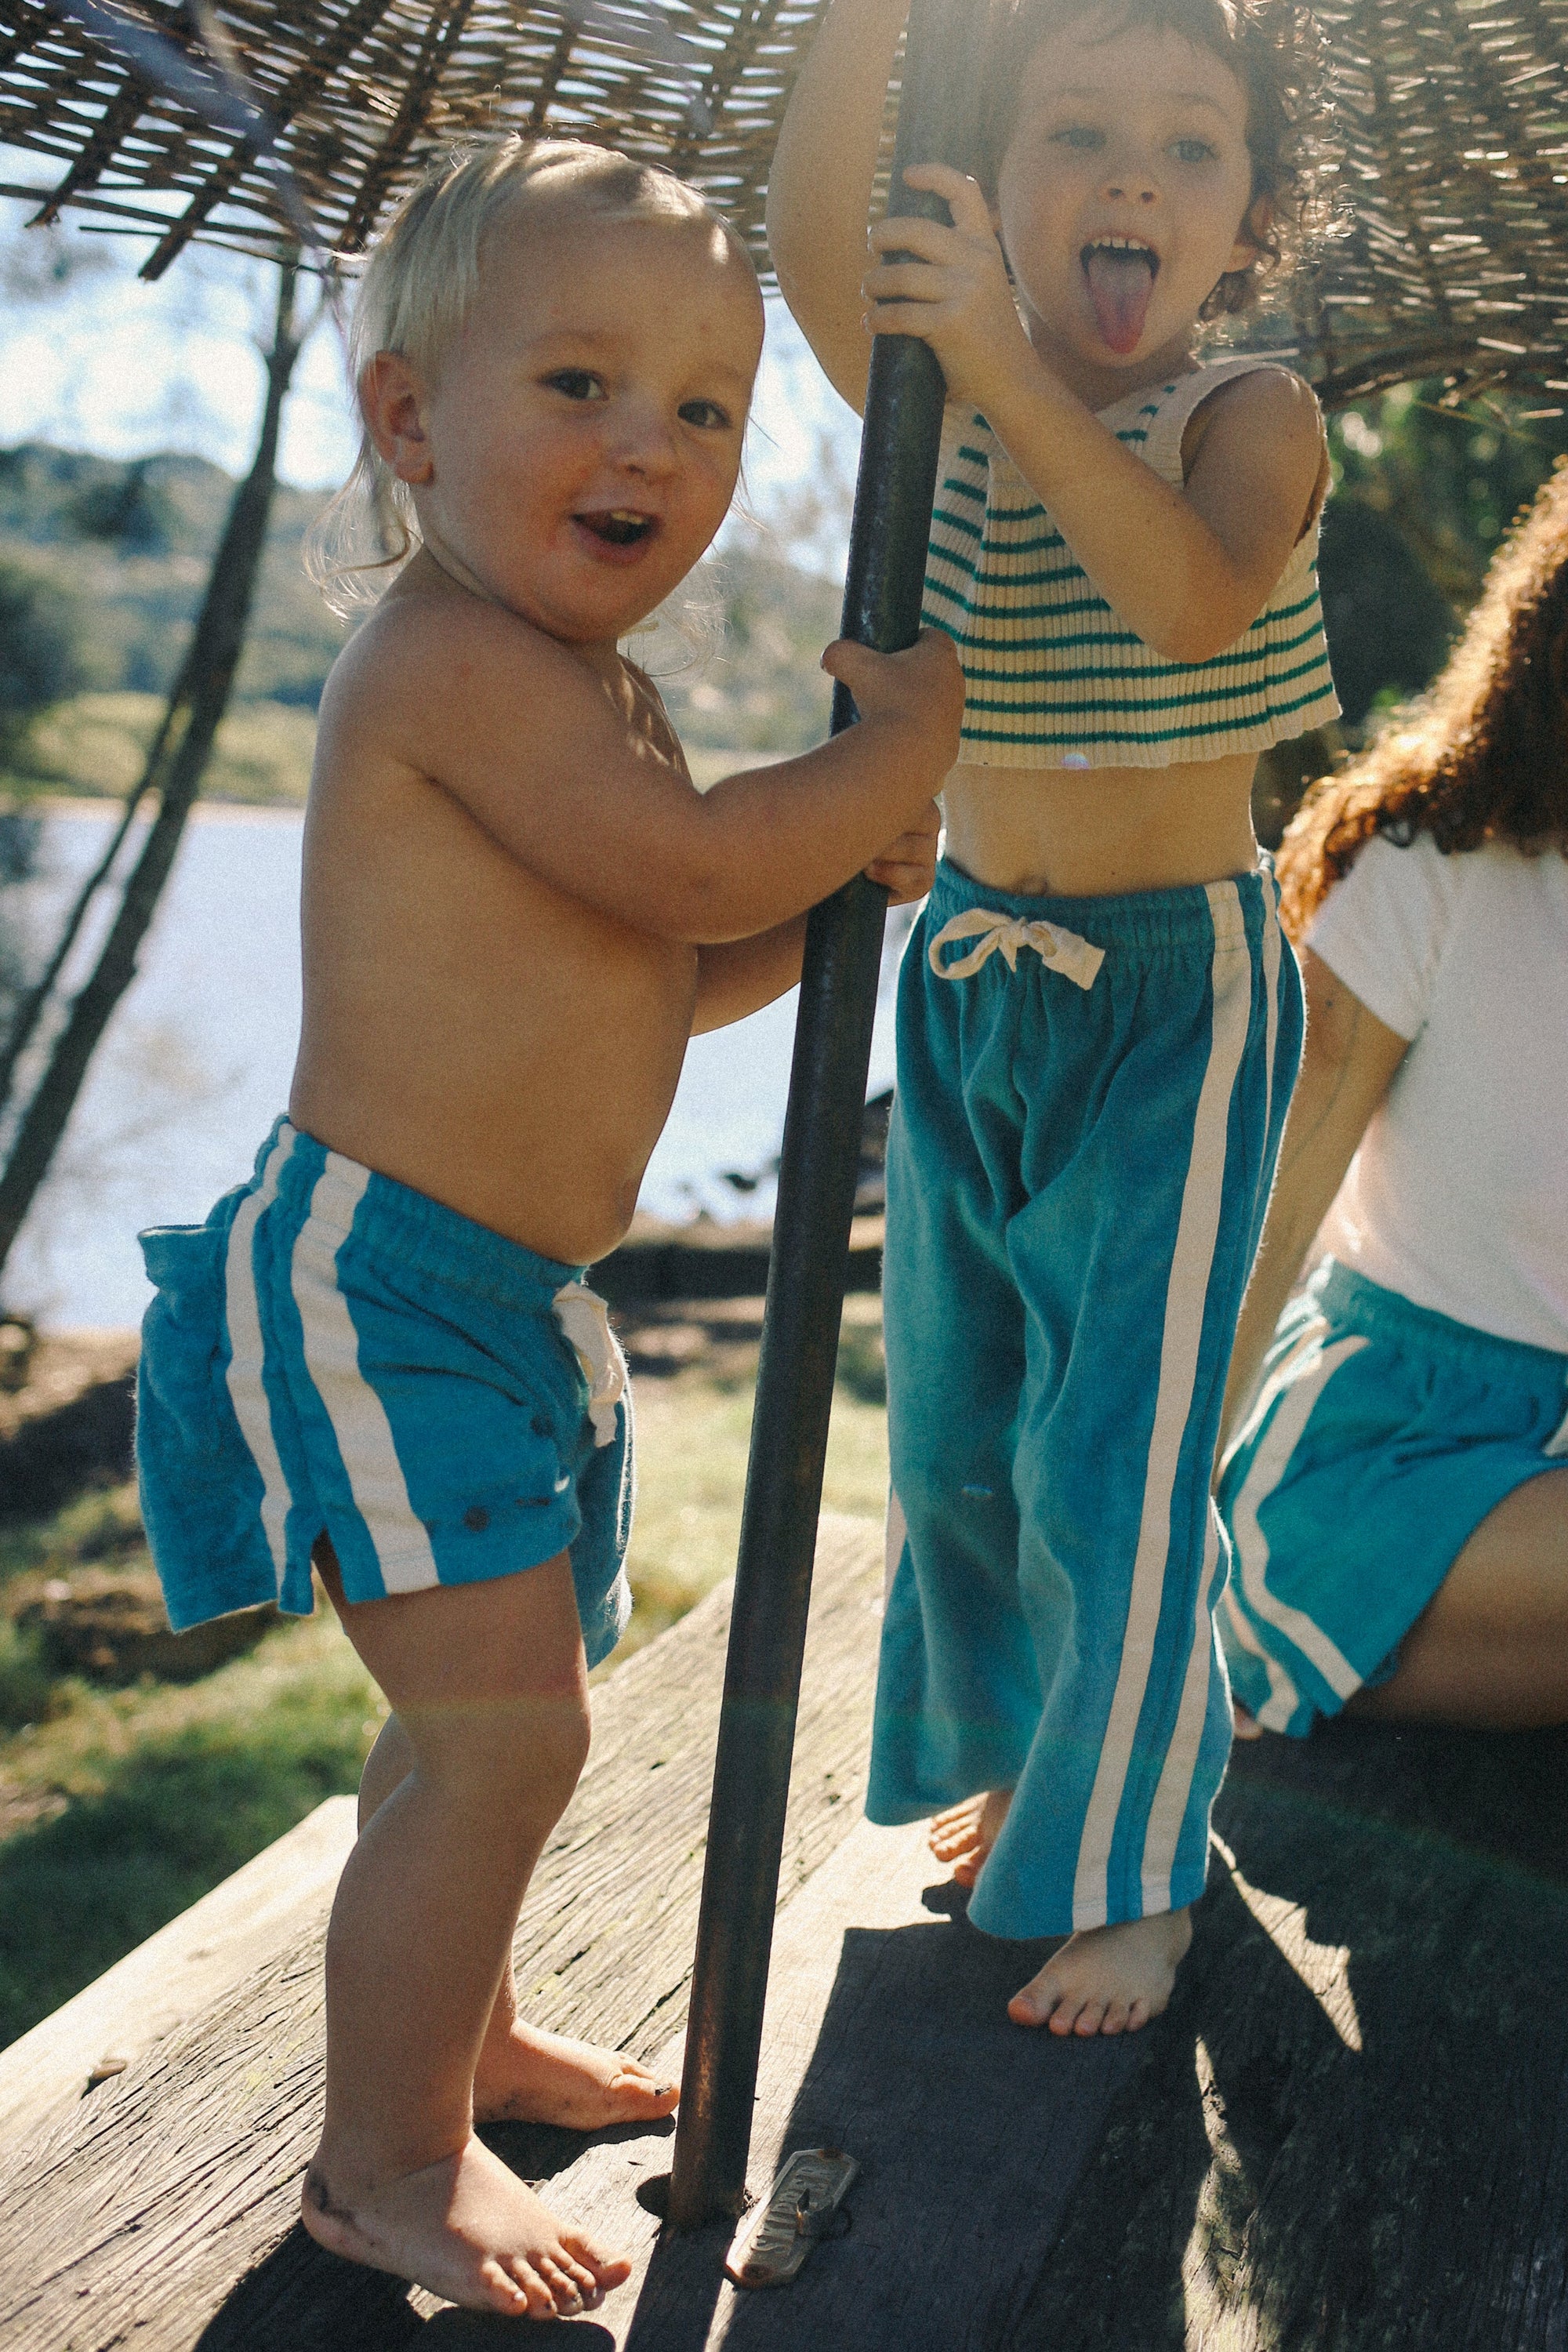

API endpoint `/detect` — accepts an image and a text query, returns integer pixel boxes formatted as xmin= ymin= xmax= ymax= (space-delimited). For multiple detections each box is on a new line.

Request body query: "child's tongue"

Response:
xmin=1084 ymin=248 xmax=1155 ymax=355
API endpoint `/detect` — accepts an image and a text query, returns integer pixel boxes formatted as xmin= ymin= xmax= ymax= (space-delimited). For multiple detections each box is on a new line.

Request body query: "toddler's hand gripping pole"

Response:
xmin=666 ymin=0 xmax=992 ymax=2233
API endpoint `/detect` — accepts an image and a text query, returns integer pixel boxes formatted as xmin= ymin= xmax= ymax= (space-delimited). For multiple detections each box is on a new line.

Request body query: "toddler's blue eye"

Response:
xmin=679 ymin=397 xmax=732 ymax=429
xmin=1051 ymin=124 xmax=1104 ymax=150
xmin=544 ymin=368 xmax=604 ymax=400
xmin=1171 ymin=137 xmax=1218 ymax=164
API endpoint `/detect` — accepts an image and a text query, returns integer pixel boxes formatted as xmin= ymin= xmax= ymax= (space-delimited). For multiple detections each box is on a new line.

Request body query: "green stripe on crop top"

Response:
xmin=921 ymin=356 xmax=1340 ymax=771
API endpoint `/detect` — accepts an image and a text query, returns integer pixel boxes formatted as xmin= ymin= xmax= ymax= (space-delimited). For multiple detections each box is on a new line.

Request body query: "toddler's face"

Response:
xmin=994 ymin=12 xmax=1258 ymax=376
xmin=411 ymin=208 xmax=763 ymax=647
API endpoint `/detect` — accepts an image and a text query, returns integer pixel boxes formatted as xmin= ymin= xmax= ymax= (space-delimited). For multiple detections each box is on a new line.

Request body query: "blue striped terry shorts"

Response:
xmin=1218 ymin=1258 xmax=1568 ymax=1735
xmin=135 ymin=1118 xmax=633 ymax=1663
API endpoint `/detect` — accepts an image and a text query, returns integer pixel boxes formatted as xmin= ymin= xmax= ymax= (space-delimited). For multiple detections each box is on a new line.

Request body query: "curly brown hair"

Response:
xmin=972 ymin=0 xmax=1330 ymax=317
xmin=1279 ymin=461 xmax=1568 ymax=938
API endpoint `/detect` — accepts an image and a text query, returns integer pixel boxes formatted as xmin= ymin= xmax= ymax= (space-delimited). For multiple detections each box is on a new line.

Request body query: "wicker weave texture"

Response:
xmin=2 ymin=0 xmax=1568 ymax=392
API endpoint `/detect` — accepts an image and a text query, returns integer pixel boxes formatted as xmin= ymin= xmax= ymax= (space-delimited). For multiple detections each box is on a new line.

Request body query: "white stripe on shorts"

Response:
xmin=289 ymin=1153 xmax=440 ymax=1595
xmin=1222 ymin=1578 xmax=1300 ymax=1726
xmin=1228 ymin=1331 xmax=1369 ymax=1727
xmin=223 ymin=1125 xmax=299 ymax=1590
xmin=1141 ymin=1500 xmax=1224 ymax=1914
xmin=1073 ymin=880 xmax=1253 ymax=1929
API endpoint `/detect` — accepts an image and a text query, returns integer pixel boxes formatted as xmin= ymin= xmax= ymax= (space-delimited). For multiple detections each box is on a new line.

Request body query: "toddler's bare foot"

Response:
xmin=1008 ymin=1907 xmax=1192 ymax=2037
xmin=302 ymin=2131 xmax=630 ymax=2318
xmin=1232 ymin=1700 xmax=1264 ymax=1740
xmin=929 ymin=1788 xmax=1013 ymax=1888
xmin=474 ymin=2020 xmax=678 ymax=2129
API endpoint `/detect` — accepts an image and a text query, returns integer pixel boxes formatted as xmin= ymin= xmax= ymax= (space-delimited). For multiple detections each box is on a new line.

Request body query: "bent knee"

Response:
xmin=408 ymin=1688 xmax=592 ymax=1812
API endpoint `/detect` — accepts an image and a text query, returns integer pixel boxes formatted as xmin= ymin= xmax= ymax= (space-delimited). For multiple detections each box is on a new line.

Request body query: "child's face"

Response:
xmin=994 ymin=10 xmax=1258 ymax=376
xmin=401 ymin=208 xmax=763 ymax=649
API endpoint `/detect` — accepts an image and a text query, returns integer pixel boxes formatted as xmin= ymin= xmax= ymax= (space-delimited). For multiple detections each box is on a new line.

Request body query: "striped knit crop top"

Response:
xmin=922 ymin=354 xmax=1340 ymax=770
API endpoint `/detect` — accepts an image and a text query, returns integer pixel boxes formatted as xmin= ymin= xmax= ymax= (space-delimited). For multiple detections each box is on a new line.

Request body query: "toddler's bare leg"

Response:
xmin=357 ymin=1710 xmax=677 ymax=2129
xmin=303 ymin=1549 xmax=630 ymax=2319
xmin=931 ymin=1784 xmax=1192 ymax=2035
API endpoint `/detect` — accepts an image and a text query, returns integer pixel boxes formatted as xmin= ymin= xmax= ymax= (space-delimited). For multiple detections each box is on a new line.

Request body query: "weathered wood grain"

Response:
xmin=0 ymin=1796 xmax=358 ymax=2148
xmin=0 ymin=1514 xmax=887 ymax=2352
xmin=517 ymin=1817 xmax=1145 ymax=2351
xmin=1006 ymin=1717 xmax=1568 ymax=2352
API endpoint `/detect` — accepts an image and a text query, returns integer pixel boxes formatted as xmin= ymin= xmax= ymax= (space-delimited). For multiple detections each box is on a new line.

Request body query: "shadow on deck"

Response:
xmin=2 ymin=1517 xmax=1565 ymax=2350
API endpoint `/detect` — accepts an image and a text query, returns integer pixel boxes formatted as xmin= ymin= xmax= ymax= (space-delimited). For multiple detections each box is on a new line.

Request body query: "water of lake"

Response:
xmin=2 ymin=806 xmax=906 ymax=1330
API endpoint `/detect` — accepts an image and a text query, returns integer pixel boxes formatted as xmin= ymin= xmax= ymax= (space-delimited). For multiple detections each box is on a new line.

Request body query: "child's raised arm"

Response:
xmin=767 ymin=0 xmax=910 ymax=412
xmin=861 ymin=165 xmax=1328 ymax=662
xmin=323 ymin=597 xmax=960 ymax=946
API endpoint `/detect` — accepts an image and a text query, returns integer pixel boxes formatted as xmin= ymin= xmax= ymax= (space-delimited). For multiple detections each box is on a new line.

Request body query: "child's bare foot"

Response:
xmin=302 ymin=2131 xmax=631 ymax=2318
xmin=929 ymin=1788 xmax=1013 ymax=1887
xmin=1232 ymin=1699 xmax=1264 ymax=1740
xmin=1008 ymin=1907 xmax=1192 ymax=2037
xmin=474 ymin=2020 xmax=678 ymax=2129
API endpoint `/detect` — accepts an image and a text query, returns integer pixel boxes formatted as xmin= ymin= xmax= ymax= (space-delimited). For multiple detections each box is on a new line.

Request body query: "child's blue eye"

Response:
xmin=1171 ymin=137 xmax=1218 ymax=165
xmin=1051 ymin=124 xmax=1104 ymax=151
xmin=543 ymin=368 xmax=604 ymax=401
xmin=678 ymin=397 xmax=732 ymax=430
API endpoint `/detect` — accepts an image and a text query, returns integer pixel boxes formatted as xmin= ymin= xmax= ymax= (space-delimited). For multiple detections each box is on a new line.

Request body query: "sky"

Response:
xmin=0 ymin=168 xmax=864 ymax=575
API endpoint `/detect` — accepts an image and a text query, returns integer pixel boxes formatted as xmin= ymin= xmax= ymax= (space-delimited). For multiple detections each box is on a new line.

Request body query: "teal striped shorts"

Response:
xmin=1218 ymin=1258 xmax=1568 ymax=1733
xmin=135 ymin=1118 xmax=633 ymax=1662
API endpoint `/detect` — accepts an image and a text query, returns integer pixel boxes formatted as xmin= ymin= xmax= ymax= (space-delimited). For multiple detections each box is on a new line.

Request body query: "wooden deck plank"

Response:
xmin=1002 ymin=1717 xmax=1568 ymax=2351
xmin=0 ymin=1797 xmax=358 ymax=2149
xmin=0 ymin=1515 xmax=887 ymax=2352
xmin=528 ymin=1817 xmax=1144 ymax=2351
xmin=7 ymin=1508 xmax=1567 ymax=2352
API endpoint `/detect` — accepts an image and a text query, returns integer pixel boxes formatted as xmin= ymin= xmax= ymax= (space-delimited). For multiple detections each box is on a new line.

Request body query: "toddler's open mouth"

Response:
xmin=576 ymin=508 xmax=656 ymax=550
xmin=1082 ymin=238 xmax=1158 ymax=355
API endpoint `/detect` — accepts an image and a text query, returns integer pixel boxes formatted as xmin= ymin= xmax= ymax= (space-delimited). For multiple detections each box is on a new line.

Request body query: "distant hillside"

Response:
xmin=0 ymin=441 xmax=847 ymax=804
xmin=0 ymin=442 xmax=346 ymax=709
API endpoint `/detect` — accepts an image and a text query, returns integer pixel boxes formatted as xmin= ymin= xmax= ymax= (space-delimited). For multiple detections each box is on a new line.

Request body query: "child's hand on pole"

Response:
xmin=819 ymin=628 xmax=965 ymax=786
xmin=865 ymin=799 xmax=942 ymax=903
xmin=862 ymin=164 xmax=1035 ymax=408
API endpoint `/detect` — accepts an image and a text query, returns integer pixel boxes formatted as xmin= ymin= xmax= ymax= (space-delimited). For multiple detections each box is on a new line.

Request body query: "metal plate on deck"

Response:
xmin=724 ymin=2146 xmax=859 ymax=2288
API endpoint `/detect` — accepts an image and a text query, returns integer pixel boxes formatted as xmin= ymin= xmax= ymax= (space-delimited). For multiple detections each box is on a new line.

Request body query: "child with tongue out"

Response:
xmin=769 ymin=0 xmax=1338 ymax=2039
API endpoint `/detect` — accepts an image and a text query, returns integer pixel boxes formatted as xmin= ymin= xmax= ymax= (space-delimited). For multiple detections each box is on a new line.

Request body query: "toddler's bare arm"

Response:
xmin=691 ymin=797 xmax=940 ymax=1032
xmin=324 ymin=604 xmax=959 ymax=947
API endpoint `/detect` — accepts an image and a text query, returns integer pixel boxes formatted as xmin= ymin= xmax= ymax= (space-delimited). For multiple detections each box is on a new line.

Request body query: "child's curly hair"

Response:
xmin=1279 ymin=462 xmax=1568 ymax=938
xmin=973 ymin=0 xmax=1330 ymax=317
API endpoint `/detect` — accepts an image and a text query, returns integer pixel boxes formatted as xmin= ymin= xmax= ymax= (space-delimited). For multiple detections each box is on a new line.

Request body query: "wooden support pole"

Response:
xmin=666 ymin=0 xmax=996 ymax=2231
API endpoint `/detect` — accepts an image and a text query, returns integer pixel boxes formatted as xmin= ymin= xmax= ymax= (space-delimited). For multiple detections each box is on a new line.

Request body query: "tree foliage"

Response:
xmin=1322 ymin=383 xmax=1568 ymax=725
xmin=0 ymin=559 xmax=85 ymax=757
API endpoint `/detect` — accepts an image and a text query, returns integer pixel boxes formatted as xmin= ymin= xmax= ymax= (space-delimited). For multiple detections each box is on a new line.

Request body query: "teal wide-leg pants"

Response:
xmin=869 ymin=857 xmax=1302 ymax=1937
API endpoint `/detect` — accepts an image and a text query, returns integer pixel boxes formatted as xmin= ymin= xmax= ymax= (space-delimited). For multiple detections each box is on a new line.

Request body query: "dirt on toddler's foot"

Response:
xmin=302 ymin=2132 xmax=631 ymax=2318
xmin=474 ymin=2020 xmax=678 ymax=2129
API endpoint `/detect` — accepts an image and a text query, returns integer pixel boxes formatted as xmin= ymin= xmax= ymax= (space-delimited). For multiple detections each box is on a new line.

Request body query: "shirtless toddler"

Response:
xmin=134 ymin=137 xmax=960 ymax=2319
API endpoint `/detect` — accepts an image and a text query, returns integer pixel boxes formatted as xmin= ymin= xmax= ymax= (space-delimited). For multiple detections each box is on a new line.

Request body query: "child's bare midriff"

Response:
xmin=291 ymin=727 xmax=704 ymax=1269
xmin=942 ymin=749 xmax=1259 ymax=899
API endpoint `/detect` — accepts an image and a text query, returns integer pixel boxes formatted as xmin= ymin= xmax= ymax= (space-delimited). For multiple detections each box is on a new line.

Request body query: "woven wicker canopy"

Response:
xmin=2 ymin=0 xmax=1568 ymax=398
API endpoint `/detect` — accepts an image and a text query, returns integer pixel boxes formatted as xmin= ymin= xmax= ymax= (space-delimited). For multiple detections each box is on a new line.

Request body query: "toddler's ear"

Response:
xmin=361 ymin=351 xmax=435 ymax=485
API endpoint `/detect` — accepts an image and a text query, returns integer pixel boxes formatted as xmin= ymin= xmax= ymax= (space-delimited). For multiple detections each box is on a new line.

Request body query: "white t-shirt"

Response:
xmin=1308 ymin=829 xmax=1568 ymax=1354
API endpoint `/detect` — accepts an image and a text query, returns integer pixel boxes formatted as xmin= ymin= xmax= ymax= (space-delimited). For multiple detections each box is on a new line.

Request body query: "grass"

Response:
xmin=0 ymin=1305 xmax=887 ymax=2049
xmin=7 ymin=691 xmax=315 ymax=806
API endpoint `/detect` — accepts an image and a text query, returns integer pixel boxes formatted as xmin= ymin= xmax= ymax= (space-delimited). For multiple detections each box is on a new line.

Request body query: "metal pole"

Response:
xmin=666 ymin=0 xmax=992 ymax=2231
